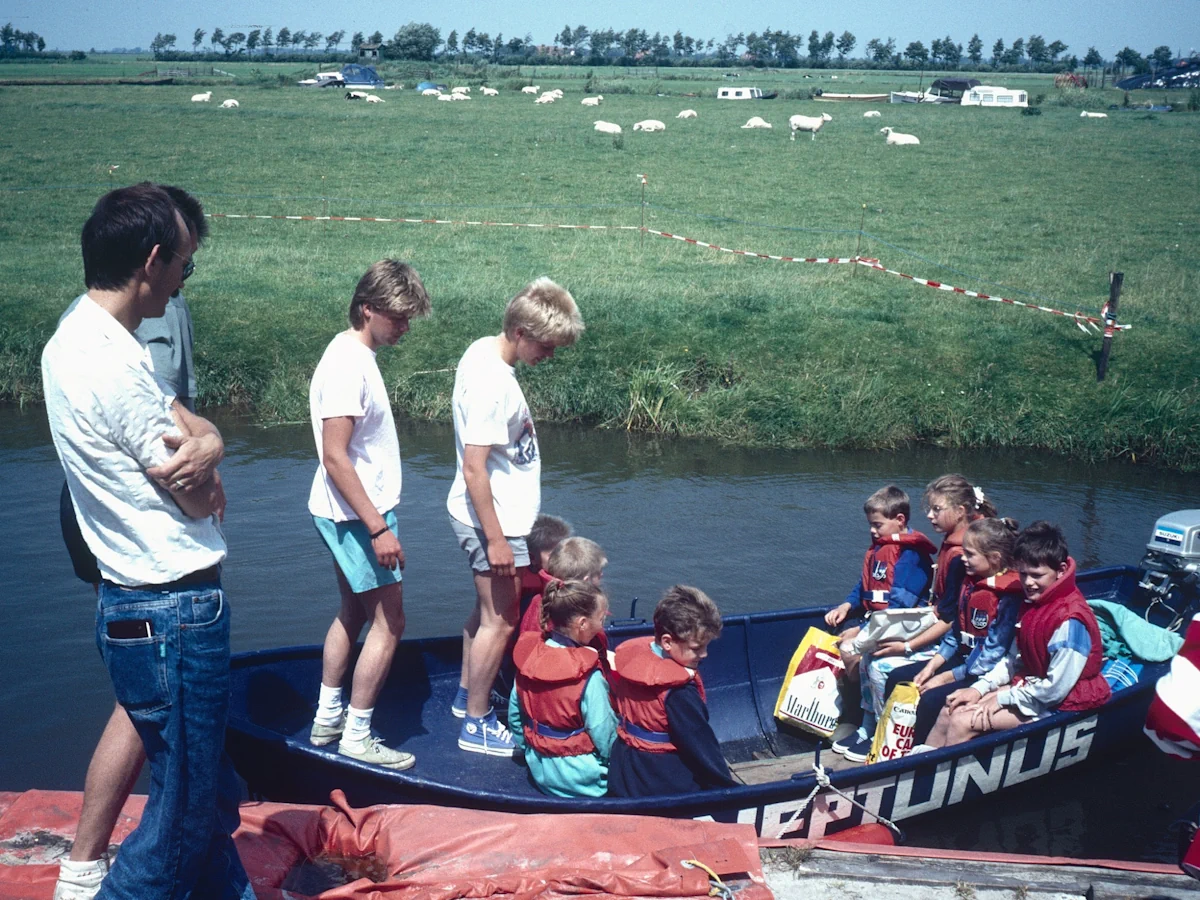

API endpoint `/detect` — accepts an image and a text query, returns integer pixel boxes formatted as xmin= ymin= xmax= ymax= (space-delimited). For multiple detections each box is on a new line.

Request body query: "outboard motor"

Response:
xmin=1138 ymin=510 xmax=1200 ymax=629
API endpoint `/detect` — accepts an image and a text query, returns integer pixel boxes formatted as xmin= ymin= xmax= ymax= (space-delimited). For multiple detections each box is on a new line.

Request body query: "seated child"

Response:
xmin=825 ymin=486 xmax=935 ymax=762
xmin=883 ymin=517 xmax=1023 ymax=745
xmin=508 ymin=580 xmax=617 ymax=798
xmin=924 ymin=521 xmax=1111 ymax=749
xmin=608 ymin=585 xmax=736 ymax=796
xmin=520 ymin=514 xmax=573 ymax=615
xmin=519 ymin=536 xmax=607 ymax=636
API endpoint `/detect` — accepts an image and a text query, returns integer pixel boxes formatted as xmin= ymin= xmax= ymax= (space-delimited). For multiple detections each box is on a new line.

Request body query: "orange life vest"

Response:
xmin=859 ymin=530 xmax=938 ymax=611
xmin=513 ymin=631 xmax=602 ymax=756
xmin=613 ymin=636 xmax=706 ymax=753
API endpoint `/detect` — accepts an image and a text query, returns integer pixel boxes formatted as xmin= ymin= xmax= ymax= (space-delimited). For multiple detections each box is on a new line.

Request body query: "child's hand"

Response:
xmin=968 ymin=692 xmax=1002 ymax=731
xmin=824 ymin=603 xmax=851 ymax=627
xmin=913 ymin=659 xmax=938 ymax=688
xmin=922 ymin=671 xmax=956 ymax=692
xmin=945 ymin=687 xmax=981 ymax=712
xmin=875 ymin=640 xmax=907 ymax=658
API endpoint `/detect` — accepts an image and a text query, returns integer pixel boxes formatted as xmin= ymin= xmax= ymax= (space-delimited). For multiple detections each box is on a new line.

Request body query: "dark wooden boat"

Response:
xmin=226 ymin=564 xmax=1182 ymax=839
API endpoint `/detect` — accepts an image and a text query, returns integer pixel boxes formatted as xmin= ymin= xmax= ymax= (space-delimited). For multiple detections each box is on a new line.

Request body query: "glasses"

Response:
xmin=181 ymin=258 xmax=195 ymax=282
xmin=927 ymin=504 xmax=948 ymax=515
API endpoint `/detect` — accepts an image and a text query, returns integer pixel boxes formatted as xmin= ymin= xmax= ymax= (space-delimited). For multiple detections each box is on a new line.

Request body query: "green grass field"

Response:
xmin=2 ymin=63 xmax=1197 ymax=468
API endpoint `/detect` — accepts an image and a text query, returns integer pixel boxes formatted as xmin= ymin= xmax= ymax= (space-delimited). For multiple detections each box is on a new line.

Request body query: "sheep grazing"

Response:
xmin=437 ymin=93 xmax=454 ymax=102
xmin=1080 ymin=111 xmax=1108 ymax=118
xmin=365 ymin=94 xmax=384 ymax=103
xmin=220 ymin=98 xmax=239 ymax=109
xmin=535 ymin=93 xmax=556 ymax=104
xmin=863 ymin=110 xmax=881 ymax=118
xmin=451 ymin=86 xmax=470 ymax=94
xmin=581 ymin=96 xmax=602 ymax=107
xmin=480 ymin=86 xmax=499 ymax=96
xmin=880 ymin=126 xmax=920 ymax=145
xmin=676 ymin=109 xmax=697 ymax=119
xmin=633 ymin=119 xmax=666 ymax=132
xmin=741 ymin=116 xmax=772 ymax=129
xmin=521 ymin=85 xmax=541 ymax=94
xmin=789 ymin=112 xmax=832 ymax=141
xmin=593 ymin=120 xmax=622 ymax=134
xmin=190 ymin=91 xmax=212 ymax=103
xmin=345 ymin=90 xmax=369 ymax=100
xmin=421 ymin=88 xmax=441 ymax=96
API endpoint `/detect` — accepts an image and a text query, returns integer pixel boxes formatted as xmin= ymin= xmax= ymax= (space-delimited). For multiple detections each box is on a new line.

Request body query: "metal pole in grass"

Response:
xmin=638 ymin=173 xmax=647 ymax=249
xmin=1097 ymin=271 xmax=1123 ymax=382
xmin=321 ymin=175 xmax=328 ymax=218
xmin=853 ymin=204 xmax=866 ymax=276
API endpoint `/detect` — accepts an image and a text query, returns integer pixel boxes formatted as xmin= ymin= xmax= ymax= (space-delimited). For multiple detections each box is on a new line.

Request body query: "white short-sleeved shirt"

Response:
xmin=446 ymin=336 xmax=541 ymax=536
xmin=42 ymin=295 xmax=226 ymax=586
xmin=307 ymin=330 xmax=402 ymax=521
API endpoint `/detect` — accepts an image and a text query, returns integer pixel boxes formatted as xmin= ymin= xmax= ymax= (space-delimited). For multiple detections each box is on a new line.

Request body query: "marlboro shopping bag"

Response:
xmin=868 ymin=681 xmax=921 ymax=763
xmin=774 ymin=627 xmax=844 ymax=737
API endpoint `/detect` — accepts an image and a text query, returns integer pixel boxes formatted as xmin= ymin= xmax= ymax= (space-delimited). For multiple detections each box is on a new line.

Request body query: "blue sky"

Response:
xmin=4 ymin=0 xmax=1197 ymax=57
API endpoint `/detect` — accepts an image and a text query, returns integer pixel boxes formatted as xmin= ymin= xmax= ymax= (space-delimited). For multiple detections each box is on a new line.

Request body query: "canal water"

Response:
xmin=3 ymin=404 xmax=1198 ymax=862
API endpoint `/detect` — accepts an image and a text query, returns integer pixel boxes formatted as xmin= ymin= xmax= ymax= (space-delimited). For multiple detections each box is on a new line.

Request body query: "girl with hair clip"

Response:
xmin=507 ymin=579 xmax=618 ymax=797
xmin=884 ymin=516 xmax=1024 ymax=749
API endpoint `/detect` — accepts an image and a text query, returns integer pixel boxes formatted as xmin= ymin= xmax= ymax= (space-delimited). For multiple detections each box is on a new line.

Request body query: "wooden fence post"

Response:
xmin=1097 ymin=271 xmax=1123 ymax=382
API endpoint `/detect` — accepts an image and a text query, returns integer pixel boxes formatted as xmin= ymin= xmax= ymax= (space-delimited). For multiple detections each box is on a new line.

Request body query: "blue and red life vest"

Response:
xmin=860 ymin=530 xmax=938 ymax=611
xmin=513 ymin=631 xmax=602 ymax=757
xmin=958 ymin=569 xmax=1022 ymax=647
xmin=613 ymin=636 xmax=706 ymax=753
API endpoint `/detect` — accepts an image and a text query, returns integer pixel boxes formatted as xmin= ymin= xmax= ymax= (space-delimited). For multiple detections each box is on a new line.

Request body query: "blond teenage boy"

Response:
xmin=447 ymin=278 xmax=584 ymax=756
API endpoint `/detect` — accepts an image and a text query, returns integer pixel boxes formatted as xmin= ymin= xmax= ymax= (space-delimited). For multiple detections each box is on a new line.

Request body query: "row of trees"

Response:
xmin=146 ymin=21 xmax=1185 ymax=74
xmin=0 ymin=22 xmax=46 ymax=54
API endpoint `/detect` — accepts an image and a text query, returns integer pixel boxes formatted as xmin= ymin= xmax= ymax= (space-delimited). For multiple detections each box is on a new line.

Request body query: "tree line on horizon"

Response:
xmin=3 ymin=20 xmax=1189 ymax=76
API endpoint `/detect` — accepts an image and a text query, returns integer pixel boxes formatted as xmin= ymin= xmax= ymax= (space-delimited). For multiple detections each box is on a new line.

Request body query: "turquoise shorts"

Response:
xmin=312 ymin=507 xmax=402 ymax=594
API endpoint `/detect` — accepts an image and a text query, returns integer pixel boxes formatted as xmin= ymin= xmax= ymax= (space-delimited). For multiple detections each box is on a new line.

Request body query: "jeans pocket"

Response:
xmin=181 ymin=589 xmax=225 ymax=629
xmin=101 ymin=632 xmax=171 ymax=715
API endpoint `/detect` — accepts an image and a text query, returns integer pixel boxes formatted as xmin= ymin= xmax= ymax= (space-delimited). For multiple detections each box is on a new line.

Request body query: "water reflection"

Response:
xmin=3 ymin=404 xmax=1198 ymax=861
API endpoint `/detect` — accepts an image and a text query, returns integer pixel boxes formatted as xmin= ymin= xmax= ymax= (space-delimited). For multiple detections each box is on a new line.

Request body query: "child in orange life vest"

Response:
xmin=508 ymin=580 xmax=617 ymax=798
xmin=883 ymin=517 xmax=1024 ymax=747
xmin=924 ymin=521 xmax=1111 ymax=749
xmin=826 ymin=485 xmax=936 ymax=762
xmin=519 ymin=514 xmax=572 ymax=615
xmin=608 ymin=586 xmax=736 ymax=797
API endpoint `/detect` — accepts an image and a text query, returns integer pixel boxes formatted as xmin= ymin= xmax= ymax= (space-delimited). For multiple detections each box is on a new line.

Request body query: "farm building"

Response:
xmin=358 ymin=43 xmax=381 ymax=62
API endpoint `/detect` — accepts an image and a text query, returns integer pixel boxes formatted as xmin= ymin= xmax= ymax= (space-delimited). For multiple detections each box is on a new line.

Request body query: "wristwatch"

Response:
xmin=904 ymin=641 xmax=913 ymax=656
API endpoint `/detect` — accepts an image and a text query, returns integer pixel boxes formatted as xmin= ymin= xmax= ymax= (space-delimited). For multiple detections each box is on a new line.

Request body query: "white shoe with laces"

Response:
xmin=54 ymin=858 xmax=109 ymax=900
xmin=458 ymin=711 xmax=516 ymax=756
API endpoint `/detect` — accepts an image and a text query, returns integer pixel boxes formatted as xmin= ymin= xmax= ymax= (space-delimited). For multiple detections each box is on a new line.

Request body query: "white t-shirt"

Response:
xmin=307 ymin=330 xmax=402 ymax=521
xmin=446 ymin=336 xmax=541 ymax=536
xmin=42 ymin=295 xmax=226 ymax=586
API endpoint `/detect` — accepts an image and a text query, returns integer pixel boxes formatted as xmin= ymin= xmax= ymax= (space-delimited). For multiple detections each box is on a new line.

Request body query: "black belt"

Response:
xmin=123 ymin=564 xmax=222 ymax=592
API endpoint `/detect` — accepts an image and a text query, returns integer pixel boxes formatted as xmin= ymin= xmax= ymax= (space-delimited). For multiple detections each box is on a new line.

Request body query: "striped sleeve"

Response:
xmin=1145 ymin=613 xmax=1200 ymax=760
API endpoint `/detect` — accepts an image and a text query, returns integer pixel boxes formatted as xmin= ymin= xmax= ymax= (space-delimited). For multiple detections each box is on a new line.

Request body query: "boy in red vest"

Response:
xmin=926 ymin=521 xmax=1110 ymax=748
xmin=608 ymin=586 xmax=735 ymax=796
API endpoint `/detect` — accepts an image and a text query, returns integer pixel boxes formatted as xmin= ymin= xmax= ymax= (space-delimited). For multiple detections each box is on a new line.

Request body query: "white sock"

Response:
xmin=315 ymin=684 xmax=343 ymax=726
xmin=342 ymin=705 xmax=373 ymax=745
xmin=859 ymin=716 xmax=877 ymax=739
xmin=58 ymin=857 xmax=109 ymax=885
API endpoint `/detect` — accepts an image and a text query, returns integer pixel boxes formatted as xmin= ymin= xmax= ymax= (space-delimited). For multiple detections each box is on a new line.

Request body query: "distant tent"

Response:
xmin=341 ymin=64 xmax=384 ymax=88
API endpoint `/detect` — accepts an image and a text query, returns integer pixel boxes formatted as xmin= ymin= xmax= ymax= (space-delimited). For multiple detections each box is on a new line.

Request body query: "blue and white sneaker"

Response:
xmin=842 ymin=733 xmax=875 ymax=764
xmin=458 ymin=711 xmax=516 ymax=757
xmin=451 ymin=684 xmax=507 ymax=718
xmin=831 ymin=727 xmax=866 ymax=756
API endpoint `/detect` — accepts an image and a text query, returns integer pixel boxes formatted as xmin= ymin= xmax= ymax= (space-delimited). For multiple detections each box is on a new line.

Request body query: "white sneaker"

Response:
xmin=54 ymin=858 xmax=109 ymax=900
xmin=337 ymin=734 xmax=416 ymax=770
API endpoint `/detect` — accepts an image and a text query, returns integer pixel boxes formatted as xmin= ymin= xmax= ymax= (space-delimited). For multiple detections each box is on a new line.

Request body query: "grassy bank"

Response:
xmin=1 ymin=65 xmax=1197 ymax=468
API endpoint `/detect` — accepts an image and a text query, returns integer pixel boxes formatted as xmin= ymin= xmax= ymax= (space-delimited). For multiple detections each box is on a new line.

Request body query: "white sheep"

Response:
xmin=451 ymin=92 xmax=470 ymax=100
xmin=437 ymin=93 xmax=454 ymax=102
xmin=535 ymin=94 xmax=556 ymax=104
xmin=220 ymin=98 xmax=239 ymax=108
xmin=593 ymin=120 xmax=622 ymax=134
xmin=383 ymin=84 xmax=401 ymax=90
xmin=521 ymin=85 xmax=541 ymax=94
xmin=789 ymin=112 xmax=832 ymax=141
xmin=742 ymin=116 xmax=772 ymax=129
xmin=863 ymin=110 xmax=881 ymax=118
xmin=880 ymin=126 xmax=920 ymax=145
xmin=190 ymin=91 xmax=212 ymax=103
xmin=421 ymin=88 xmax=441 ymax=96
xmin=581 ymin=96 xmax=602 ymax=107
xmin=345 ymin=90 xmax=369 ymax=100
xmin=480 ymin=86 xmax=499 ymax=96
xmin=676 ymin=109 xmax=697 ymax=119
xmin=451 ymin=86 xmax=470 ymax=94
xmin=1080 ymin=111 xmax=1108 ymax=118
xmin=633 ymin=119 xmax=666 ymax=132
xmin=548 ymin=89 xmax=564 ymax=98
xmin=365 ymin=94 xmax=384 ymax=103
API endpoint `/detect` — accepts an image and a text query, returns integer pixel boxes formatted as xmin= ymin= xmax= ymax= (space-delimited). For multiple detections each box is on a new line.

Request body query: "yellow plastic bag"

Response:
xmin=774 ymin=626 xmax=844 ymax=737
xmin=868 ymin=681 xmax=921 ymax=763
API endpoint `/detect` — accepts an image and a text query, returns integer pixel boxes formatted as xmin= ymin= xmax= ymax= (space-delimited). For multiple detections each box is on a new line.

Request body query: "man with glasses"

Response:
xmin=45 ymin=183 xmax=250 ymax=899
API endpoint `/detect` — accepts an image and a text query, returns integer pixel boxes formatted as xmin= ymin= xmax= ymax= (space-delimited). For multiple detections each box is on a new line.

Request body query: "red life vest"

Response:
xmin=1015 ymin=558 xmax=1111 ymax=711
xmin=958 ymin=569 xmax=1023 ymax=647
xmin=513 ymin=631 xmax=602 ymax=756
xmin=613 ymin=636 xmax=706 ymax=753
xmin=933 ymin=528 xmax=966 ymax=604
xmin=859 ymin=530 xmax=938 ymax=611
xmin=518 ymin=570 xmax=557 ymax=635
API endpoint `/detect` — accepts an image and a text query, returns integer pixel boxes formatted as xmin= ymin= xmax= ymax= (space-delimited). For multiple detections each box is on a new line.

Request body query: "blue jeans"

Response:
xmin=94 ymin=579 xmax=253 ymax=900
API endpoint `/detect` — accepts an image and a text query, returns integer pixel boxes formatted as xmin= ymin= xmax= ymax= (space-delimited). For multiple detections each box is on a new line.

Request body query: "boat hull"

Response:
xmin=226 ymin=566 xmax=1167 ymax=839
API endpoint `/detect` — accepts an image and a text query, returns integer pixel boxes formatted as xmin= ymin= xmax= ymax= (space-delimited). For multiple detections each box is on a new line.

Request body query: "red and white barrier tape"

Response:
xmin=207 ymin=212 xmax=1128 ymax=333
xmin=207 ymin=213 xmax=640 ymax=231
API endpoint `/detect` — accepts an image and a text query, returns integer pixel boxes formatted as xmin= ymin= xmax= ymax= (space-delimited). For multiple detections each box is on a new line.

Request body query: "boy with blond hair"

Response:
xmin=519 ymin=536 xmax=608 ymax=635
xmin=608 ymin=586 xmax=735 ymax=796
xmin=448 ymin=278 xmax=584 ymax=756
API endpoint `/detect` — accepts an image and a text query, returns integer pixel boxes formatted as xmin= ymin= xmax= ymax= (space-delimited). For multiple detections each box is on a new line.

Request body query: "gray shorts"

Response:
xmin=449 ymin=516 xmax=530 ymax=573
